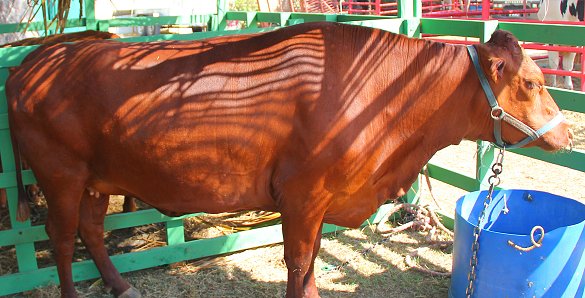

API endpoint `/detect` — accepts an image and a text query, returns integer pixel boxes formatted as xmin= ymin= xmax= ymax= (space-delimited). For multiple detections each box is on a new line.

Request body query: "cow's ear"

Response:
xmin=489 ymin=58 xmax=505 ymax=82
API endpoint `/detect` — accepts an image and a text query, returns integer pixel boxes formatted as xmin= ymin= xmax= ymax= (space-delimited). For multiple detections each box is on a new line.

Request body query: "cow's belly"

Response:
xmin=322 ymin=187 xmax=386 ymax=229
xmin=322 ymin=170 xmax=418 ymax=228
xmin=91 ymin=164 xmax=279 ymax=214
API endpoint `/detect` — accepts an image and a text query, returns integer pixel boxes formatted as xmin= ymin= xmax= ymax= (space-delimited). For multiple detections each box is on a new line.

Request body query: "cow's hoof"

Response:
xmin=117 ymin=286 xmax=141 ymax=298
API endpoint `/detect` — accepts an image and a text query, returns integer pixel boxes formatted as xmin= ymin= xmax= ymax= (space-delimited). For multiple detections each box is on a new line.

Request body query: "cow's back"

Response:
xmin=6 ymin=23 xmax=353 ymax=213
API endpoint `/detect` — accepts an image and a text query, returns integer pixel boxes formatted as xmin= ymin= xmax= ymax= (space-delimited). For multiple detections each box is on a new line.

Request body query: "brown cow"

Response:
xmin=5 ymin=22 xmax=572 ymax=297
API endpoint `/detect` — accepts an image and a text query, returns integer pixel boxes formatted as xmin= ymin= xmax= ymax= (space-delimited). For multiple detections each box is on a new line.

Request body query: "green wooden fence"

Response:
xmin=0 ymin=0 xmax=583 ymax=295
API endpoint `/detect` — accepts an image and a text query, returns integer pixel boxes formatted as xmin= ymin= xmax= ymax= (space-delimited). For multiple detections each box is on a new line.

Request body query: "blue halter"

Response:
xmin=467 ymin=45 xmax=565 ymax=149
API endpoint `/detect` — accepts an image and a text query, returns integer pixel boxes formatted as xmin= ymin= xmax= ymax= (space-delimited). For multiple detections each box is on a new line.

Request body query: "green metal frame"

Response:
xmin=0 ymin=0 xmax=583 ymax=295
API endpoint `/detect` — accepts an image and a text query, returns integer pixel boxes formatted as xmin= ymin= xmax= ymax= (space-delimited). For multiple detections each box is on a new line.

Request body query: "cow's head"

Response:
xmin=475 ymin=30 xmax=573 ymax=151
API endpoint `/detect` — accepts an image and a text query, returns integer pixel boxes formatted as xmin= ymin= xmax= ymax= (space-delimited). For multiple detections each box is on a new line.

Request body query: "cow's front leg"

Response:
xmin=78 ymin=192 xmax=140 ymax=297
xmin=281 ymin=211 xmax=325 ymax=298
xmin=301 ymin=223 xmax=323 ymax=298
xmin=561 ymin=52 xmax=576 ymax=90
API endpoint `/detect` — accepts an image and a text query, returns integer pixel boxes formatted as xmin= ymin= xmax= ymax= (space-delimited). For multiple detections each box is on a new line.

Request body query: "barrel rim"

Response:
xmin=455 ymin=189 xmax=585 ymax=237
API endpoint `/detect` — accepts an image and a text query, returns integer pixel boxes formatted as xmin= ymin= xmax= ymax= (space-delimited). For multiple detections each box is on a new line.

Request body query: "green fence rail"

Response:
xmin=0 ymin=1 xmax=583 ymax=295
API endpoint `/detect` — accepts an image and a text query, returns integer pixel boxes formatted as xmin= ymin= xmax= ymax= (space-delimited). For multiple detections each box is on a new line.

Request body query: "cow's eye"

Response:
xmin=525 ymin=80 xmax=536 ymax=90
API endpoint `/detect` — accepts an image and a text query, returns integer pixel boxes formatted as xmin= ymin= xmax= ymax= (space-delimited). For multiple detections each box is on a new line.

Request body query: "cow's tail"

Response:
xmin=5 ymin=66 xmax=31 ymax=221
xmin=12 ymin=137 xmax=30 ymax=222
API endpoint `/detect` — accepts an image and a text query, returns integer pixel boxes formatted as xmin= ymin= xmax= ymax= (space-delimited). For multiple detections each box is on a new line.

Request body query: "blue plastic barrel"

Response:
xmin=450 ymin=189 xmax=585 ymax=298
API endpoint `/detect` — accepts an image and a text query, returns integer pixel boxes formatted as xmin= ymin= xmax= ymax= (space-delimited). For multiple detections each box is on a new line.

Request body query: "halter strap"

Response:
xmin=467 ymin=45 xmax=565 ymax=149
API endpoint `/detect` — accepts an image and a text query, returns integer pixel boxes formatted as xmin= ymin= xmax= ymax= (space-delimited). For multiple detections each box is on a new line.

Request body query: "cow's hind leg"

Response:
xmin=78 ymin=192 xmax=140 ymax=297
xmin=281 ymin=211 xmax=325 ymax=298
xmin=42 ymin=175 xmax=86 ymax=297
xmin=122 ymin=196 xmax=137 ymax=213
xmin=0 ymin=189 xmax=6 ymax=209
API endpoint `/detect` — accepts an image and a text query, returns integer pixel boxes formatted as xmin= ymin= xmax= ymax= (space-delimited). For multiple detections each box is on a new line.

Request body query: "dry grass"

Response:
xmin=11 ymin=227 xmax=452 ymax=298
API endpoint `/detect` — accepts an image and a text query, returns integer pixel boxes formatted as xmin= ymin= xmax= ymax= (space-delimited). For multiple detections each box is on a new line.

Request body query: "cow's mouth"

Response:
xmin=540 ymin=126 xmax=574 ymax=152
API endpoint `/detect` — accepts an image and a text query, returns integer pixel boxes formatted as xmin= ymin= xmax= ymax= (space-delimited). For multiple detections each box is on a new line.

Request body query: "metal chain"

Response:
xmin=465 ymin=148 xmax=505 ymax=298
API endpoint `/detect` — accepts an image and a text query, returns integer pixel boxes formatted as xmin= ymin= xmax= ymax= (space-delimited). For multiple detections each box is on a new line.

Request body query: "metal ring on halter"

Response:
xmin=491 ymin=107 xmax=505 ymax=120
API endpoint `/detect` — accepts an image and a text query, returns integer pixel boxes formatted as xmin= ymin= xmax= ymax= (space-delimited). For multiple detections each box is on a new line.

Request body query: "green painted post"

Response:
xmin=246 ymin=12 xmax=258 ymax=29
xmin=398 ymin=0 xmax=421 ymax=37
xmin=166 ymin=219 xmax=185 ymax=245
xmin=214 ymin=0 xmax=228 ymax=31
xmin=476 ymin=141 xmax=495 ymax=190
xmin=475 ymin=21 xmax=499 ymax=191
xmin=85 ymin=0 xmax=97 ymax=30
xmin=480 ymin=20 xmax=498 ymax=43
xmin=404 ymin=176 xmax=420 ymax=204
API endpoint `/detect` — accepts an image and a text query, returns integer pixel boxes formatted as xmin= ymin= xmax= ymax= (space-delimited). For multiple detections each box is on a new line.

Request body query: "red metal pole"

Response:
xmin=482 ymin=0 xmax=490 ymax=19
xmin=580 ymin=48 xmax=585 ymax=91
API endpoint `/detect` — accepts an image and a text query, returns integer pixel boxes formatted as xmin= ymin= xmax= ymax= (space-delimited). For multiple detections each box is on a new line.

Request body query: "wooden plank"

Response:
xmin=0 ymin=46 xmax=40 ymax=68
xmin=103 ymin=16 xmax=204 ymax=28
xmin=225 ymin=11 xmax=256 ymax=22
xmin=425 ymin=163 xmax=478 ymax=192
xmin=0 ymin=113 xmax=8 ymax=130
xmin=0 ymin=68 xmax=8 ymax=113
xmin=336 ymin=15 xmax=395 ymax=22
xmin=548 ymin=88 xmax=585 ymax=113
xmin=0 ymin=209 xmax=203 ymax=247
xmin=256 ymin=12 xmax=291 ymax=24
xmin=342 ymin=18 xmax=406 ymax=34
xmin=289 ymin=13 xmax=338 ymax=22
xmin=421 ymin=18 xmax=493 ymax=38
xmin=117 ymin=27 xmax=277 ymax=42
xmin=510 ymin=148 xmax=585 ymax=172
xmin=437 ymin=210 xmax=455 ymax=230
xmin=0 ymin=19 xmax=86 ymax=35
xmin=0 ymin=169 xmax=37 ymax=189
xmin=498 ymin=22 xmax=585 ymax=46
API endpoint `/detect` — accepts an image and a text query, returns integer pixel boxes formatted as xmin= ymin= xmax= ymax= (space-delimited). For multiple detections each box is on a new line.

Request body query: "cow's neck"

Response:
xmin=371 ymin=41 xmax=491 ymax=196
xmin=395 ymin=42 xmax=489 ymax=148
